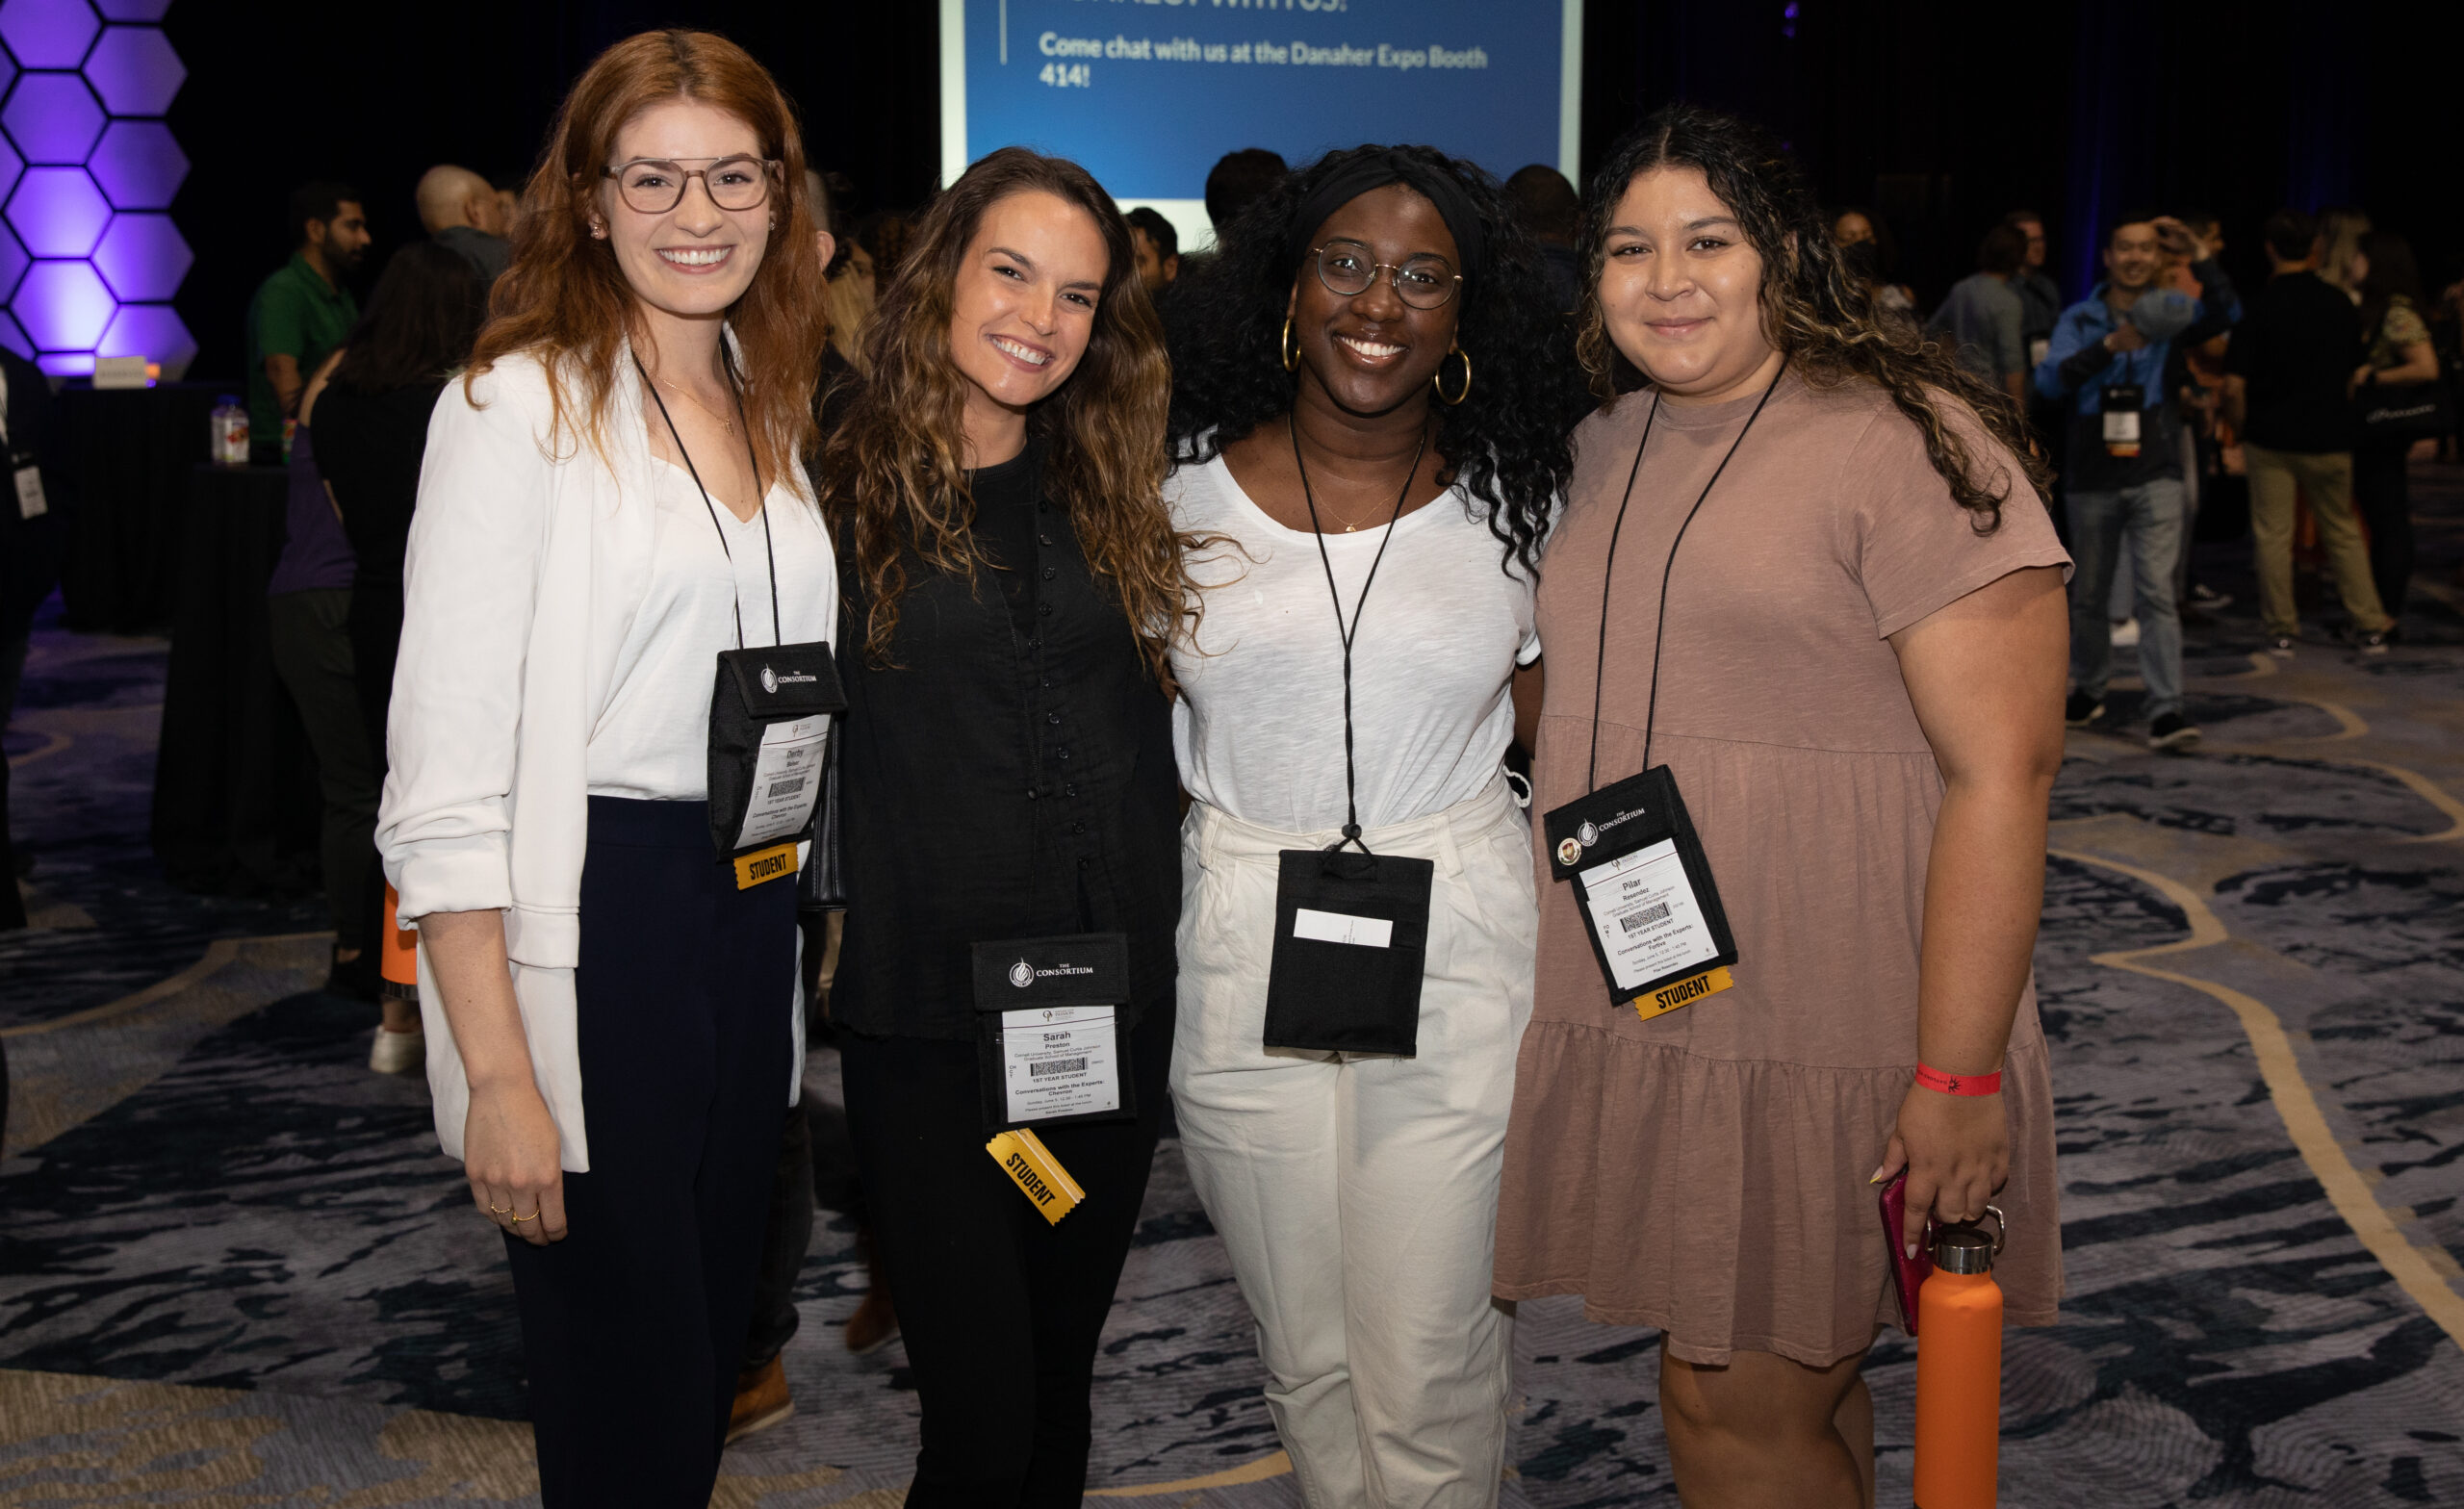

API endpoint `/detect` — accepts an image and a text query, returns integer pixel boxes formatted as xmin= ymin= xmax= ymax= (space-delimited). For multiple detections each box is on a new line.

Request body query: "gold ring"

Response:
xmin=488 ymin=1205 xmax=512 ymax=1215
xmin=510 ymin=1212 xmax=538 ymax=1223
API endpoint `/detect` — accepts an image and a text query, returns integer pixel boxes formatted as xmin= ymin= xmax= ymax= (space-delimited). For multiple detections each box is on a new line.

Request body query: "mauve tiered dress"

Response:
xmin=1493 ymin=372 xmax=2069 ymax=1367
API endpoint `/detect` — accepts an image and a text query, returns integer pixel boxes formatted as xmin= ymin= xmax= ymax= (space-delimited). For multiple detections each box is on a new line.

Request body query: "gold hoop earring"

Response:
xmin=1433 ymin=345 xmax=1472 ymax=405
xmin=1281 ymin=316 xmax=1300 ymax=372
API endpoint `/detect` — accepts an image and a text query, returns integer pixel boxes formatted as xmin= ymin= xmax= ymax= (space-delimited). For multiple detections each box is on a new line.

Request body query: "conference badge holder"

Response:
xmin=1258 ymin=415 xmax=1435 ymax=1059
xmin=707 ymin=643 xmax=843 ymax=885
xmin=1552 ymin=363 xmax=1783 ymax=1022
xmin=1544 ymin=767 xmax=1735 ymax=1019
xmin=631 ymin=351 xmax=845 ymax=888
xmin=2099 ymin=380 xmax=2145 ymax=459
xmin=973 ymin=933 xmax=1136 ymax=1225
xmin=1 ymin=398 xmax=41 ymax=521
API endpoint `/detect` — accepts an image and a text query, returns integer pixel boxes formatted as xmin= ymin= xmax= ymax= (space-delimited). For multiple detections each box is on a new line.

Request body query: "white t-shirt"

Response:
xmin=586 ymin=461 xmax=838 ymax=800
xmin=1168 ymin=452 xmax=1541 ymax=833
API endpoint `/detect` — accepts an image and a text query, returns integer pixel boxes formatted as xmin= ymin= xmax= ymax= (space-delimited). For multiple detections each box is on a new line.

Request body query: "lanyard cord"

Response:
xmin=1584 ymin=356 xmax=1787 ymax=792
xmin=1291 ymin=411 xmax=1430 ymax=854
xmin=634 ymin=351 xmax=782 ymax=649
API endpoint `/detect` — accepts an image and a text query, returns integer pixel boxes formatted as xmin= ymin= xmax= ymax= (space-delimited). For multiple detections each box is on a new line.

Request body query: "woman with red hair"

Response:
xmin=375 ymin=30 xmax=834 ymax=1504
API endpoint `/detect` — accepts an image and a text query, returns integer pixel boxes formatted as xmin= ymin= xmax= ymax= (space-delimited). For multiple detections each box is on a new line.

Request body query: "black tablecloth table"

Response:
xmin=57 ymin=383 xmax=228 ymax=635
xmin=150 ymin=464 xmax=321 ymax=895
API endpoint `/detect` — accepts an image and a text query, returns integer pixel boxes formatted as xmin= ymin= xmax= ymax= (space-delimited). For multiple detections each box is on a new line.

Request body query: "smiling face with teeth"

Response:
xmin=595 ymin=96 xmax=774 ymax=329
xmin=1288 ymin=183 xmax=1463 ymax=422
xmin=947 ymin=189 xmax=1111 ymax=467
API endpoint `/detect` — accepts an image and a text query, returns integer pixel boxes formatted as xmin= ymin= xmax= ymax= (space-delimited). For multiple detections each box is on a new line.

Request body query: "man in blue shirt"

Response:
xmin=2035 ymin=214 xmax=2239 ymax=752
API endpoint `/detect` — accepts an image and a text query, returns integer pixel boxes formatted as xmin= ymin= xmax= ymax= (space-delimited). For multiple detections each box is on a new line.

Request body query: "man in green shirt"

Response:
xmin=244 ymin=181 xmax=370 ymax=461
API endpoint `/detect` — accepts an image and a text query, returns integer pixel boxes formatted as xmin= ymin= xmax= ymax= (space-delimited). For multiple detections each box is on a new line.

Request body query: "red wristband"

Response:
xmin=1913 ymin=1063 xmax=2001 ymax=1096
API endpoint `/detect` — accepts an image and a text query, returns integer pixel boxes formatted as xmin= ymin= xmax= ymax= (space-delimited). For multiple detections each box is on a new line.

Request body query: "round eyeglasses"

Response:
xmin=601 ymin=156 xmax=782 ymax=215
xmin=1309 ymin=243 xmax=1462 ymax=310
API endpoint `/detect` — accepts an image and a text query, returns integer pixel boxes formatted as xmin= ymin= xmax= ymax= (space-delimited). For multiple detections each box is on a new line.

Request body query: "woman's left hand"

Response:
xmin=1872 ymin=1084 xmax=2009 ymax=1259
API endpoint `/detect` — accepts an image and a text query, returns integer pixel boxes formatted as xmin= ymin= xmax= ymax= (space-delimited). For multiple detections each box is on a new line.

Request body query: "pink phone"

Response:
xmin=1877 ymin=1170 xmax=1935 ymax=1336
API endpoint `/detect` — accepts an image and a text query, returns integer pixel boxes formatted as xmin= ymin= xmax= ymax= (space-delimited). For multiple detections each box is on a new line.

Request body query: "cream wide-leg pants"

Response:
xmin=1170 ymin=777 xmax=1535 ymax=1509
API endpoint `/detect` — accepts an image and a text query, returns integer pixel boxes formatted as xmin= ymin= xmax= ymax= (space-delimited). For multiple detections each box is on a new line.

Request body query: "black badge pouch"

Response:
xmin=708 ymin=643 xmax=845 ymax=862
xmin=1255 ymin=414 xmax=1437 ymax=1059
xmin=1544 ymin=766 xmax=1736 ymax=1008
xmin=629 ymin=348 xmax=848 ymax=869
xmin=1262 ymin=843 xmax=1436 ymax=1056
xmin=1548 ymin=371 xmax=1781 ymax=1019
xmin=2099 ymin=379 xmax=2146 ymax=457
xmin=972 ymin=933 xmax=1138 ymax=1133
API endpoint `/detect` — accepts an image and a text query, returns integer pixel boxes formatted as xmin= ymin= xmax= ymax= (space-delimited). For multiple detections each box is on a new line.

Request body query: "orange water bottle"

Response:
xmin=1913 ymin=1207 xmax=2004 ymax=1509
xmin=379 ymin=883 xmax=419 ymax=1001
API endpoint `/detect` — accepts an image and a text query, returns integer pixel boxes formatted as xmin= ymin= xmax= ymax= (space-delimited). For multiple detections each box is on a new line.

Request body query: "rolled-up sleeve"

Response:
xmin=377 ymin=371 xmax=549 ymax=924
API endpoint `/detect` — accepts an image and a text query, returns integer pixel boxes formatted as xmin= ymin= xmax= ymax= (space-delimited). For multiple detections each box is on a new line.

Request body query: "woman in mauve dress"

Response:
xmin=1494 ymin=103 xmax=2070 ymax=1508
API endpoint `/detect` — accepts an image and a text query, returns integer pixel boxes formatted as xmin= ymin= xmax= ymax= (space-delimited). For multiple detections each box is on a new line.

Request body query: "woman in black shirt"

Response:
xmin=306 ymin=240 xmax=483 ymax=1055
xmin=316 ymin=242 xmax=484 ymax=763
xmin=815 ymin=147 xmax=1191 ymax=1507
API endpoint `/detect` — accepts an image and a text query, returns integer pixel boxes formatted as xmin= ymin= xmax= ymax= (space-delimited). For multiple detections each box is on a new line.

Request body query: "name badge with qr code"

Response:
xmin=13 ymin=464 xmax=45 ymax=521
xmin=999 ymin=1004 xmax=1120 ymax=1123
xmin=1544 ymin=764 xmax=1740 ymax=1014
xmin=971 ymin=934 xmax=1138 ymax=1134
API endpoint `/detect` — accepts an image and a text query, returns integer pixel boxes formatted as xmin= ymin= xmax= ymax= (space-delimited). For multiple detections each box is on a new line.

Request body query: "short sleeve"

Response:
xmin=1844 ymin=397 xmax=2072 ymax=640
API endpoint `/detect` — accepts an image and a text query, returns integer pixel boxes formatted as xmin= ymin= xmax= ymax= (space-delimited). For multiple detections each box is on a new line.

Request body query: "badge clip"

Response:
xmin=986 ymin=1127 xmax=1084 ymax=1225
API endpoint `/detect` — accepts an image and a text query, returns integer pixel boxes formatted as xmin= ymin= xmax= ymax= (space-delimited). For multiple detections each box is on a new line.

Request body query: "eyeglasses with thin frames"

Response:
xmin=1309 ymin=242 xmax=1462 ymax=310
xmin=601 ymin=156 xmax=783 ymax=216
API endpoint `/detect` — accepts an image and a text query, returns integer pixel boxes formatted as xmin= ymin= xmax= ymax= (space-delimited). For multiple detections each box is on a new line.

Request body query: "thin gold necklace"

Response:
xmin=650 ymin=370 xmax=734 ymax=435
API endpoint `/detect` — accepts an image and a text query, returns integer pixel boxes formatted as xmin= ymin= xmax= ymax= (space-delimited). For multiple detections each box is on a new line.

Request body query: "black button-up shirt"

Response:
xmin=831 ymin=448 xmax=1181 ymax=1038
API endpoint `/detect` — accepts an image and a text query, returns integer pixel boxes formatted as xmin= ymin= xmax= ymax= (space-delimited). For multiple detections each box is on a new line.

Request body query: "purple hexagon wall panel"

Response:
xmin=5 ymin=71 xmax=106 ymax=163
xmin=9 ymin=166 xmax=109 ymax=256
xmin=90 ymin=208 xmax=182 ymax=298
xmin=15 ymin=258 xmax=111 ymax=348
xmin=98 ymin=298 xmax=190 ymax=368
xmin=0 ymin=1 xmax=195 ymax=377
xmin=82 ymin=25 xmax=178 ymax=114
xmin=0 ymin=0 xmax=100 ymax=69
xmin=88 ymin=118 xmax=182 ymax=207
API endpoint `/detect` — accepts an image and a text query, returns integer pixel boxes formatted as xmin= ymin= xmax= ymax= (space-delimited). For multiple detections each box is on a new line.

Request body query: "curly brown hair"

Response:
xmin=1576 ymin=104 xmax=2051 ymax=531
xmin=818 ymin=147 xmax=1194 ymax=681
xmin=466 ymin=29 xmax=829 ymax=490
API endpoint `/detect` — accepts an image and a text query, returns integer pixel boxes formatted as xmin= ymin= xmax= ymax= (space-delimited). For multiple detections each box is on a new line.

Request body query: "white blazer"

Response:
xmin=378 ymin=341 xmax=816 ymax=1171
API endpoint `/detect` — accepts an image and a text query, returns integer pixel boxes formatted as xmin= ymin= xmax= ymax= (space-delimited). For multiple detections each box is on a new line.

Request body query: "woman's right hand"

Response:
xmin=464 ymin=1079 xmax=568 ymax=1244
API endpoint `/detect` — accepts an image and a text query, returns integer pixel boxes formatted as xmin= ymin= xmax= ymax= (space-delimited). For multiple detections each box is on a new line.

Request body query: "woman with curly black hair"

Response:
xmin=1162 ymin=143 xmax=1580 ymax=1506
xmin=1493 ymin=104 xmax=2069 ymax=1507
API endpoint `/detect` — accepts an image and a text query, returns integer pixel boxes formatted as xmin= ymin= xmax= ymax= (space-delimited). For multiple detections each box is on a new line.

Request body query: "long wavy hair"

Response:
xmin=329 ymin=242 xmax=483 ymax=394
xmin=1167 ymin=143 xmax=1584 ymax=577
xmin=818 ymin=147 xmax=1190 ymax=681
xmin=1577 ymin=104 xmax=2049 ymax=530
xmin=464 ymin=29 xmax=829 ymax=492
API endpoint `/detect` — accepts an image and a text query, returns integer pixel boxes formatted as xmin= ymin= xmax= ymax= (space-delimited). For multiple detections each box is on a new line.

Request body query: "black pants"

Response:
xmin=266 ymin=589 xmax=379 ymax=950
xmin=2352 ymin=437 xmax=2415 ymax=621
xmin=842 ymin=1001 xmax=1173 ymax=1507
xmin=503 ymin=797 xmax=796 ymax=1508
xmin=742 ymin=1098 xmax=814 ymax=1369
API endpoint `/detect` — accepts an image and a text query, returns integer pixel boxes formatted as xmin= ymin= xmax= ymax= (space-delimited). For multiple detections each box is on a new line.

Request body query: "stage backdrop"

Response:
xmin=938 ymin=0 xmax=1581 ymax=252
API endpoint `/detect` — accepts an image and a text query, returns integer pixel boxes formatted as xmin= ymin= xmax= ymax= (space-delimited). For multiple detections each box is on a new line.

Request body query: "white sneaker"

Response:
xmin=370 ymin=1026 xmax=425 ymax=1075
xmin=2111 ymin=617 xmax=2141 ymax=648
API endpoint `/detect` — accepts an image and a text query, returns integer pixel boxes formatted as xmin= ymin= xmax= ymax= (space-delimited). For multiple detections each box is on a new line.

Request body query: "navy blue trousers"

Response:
xmin=503 ymin=797 xmax=796 ymax=1508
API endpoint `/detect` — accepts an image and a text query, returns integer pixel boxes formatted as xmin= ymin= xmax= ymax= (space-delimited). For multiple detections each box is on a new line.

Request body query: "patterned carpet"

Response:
xmin=4 ymin=467 xmax=2463 ymax=1505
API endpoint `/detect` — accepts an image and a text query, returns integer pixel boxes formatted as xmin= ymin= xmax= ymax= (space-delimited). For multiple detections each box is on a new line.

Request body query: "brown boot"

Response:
xmin=844 ymin=1227 xmax=899 ymax=1355
xmin=724 ymin=1354 xmax=793 ymax=1444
